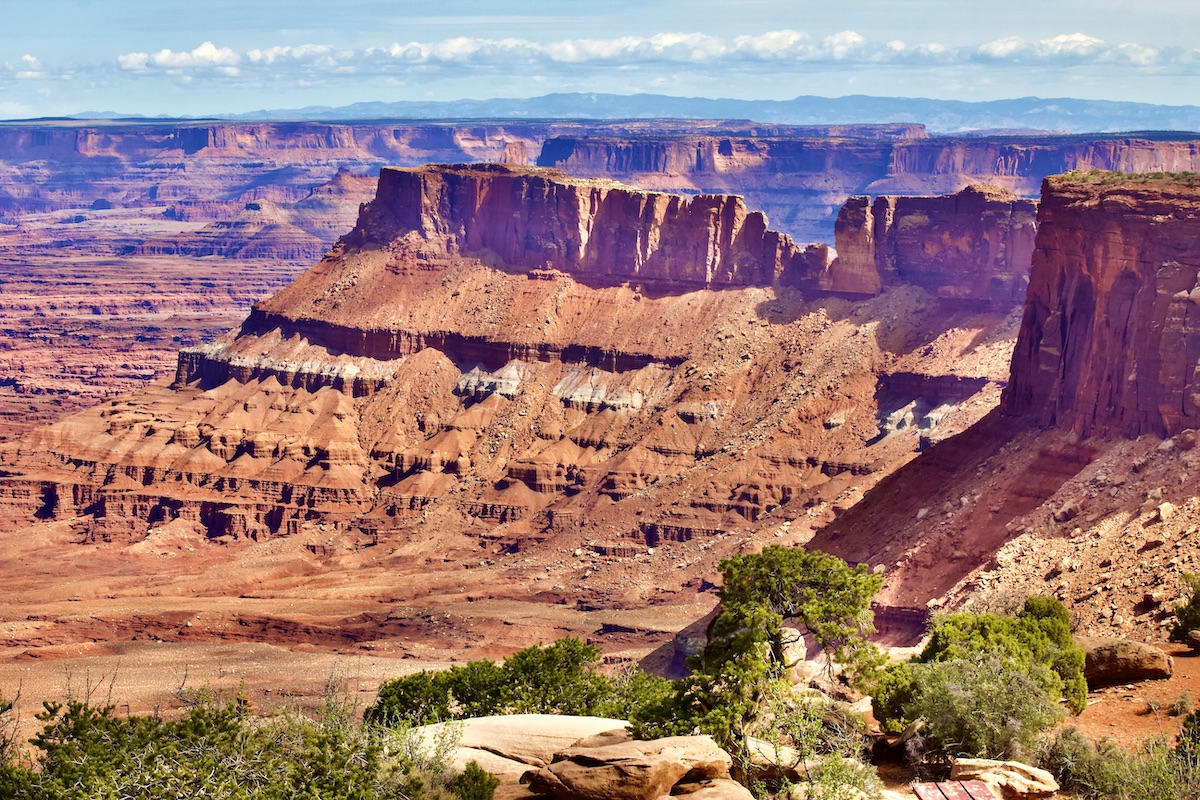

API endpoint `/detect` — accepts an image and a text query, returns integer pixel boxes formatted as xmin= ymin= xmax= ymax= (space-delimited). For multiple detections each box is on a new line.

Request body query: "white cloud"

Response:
xmin=101 ymin=31 xmax=1200 ymax=89
xmin=118 ymin=41 xmax=239 ymax=72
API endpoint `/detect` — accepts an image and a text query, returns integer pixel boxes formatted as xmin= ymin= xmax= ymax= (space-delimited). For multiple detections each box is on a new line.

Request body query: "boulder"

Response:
xmin=1186 ymin=629 xmax=1200 ymax=653
xmin=415 ymin=714 xmax=629 ymax=769
xmin=668 ymin=779 xmax=755 ymax=800
xmin=1075 ymin=636 xmax=1173 ymax=687
xmin=950 ymin=759 xmax=1058 ymax=799
xmin=522 ymin=735 xmax=731 ymax=800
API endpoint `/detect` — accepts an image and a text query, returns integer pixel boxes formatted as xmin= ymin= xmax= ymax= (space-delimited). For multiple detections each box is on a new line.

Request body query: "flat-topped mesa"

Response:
xmin=822 ymin=185 xmax=1038 ymax=303
xmin=343 ymin=163 xmax=829 ymax=289
xmin=1004 ymin=173 xmax=1200 ymax=438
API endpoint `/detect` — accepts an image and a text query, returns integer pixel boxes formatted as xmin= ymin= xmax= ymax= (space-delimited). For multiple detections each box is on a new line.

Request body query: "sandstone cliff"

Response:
xmin=822 ymin=186 xmax=1038 ymax=303
xmin=2 ymin=165 xmax=1015 ymax=558
xmin=1005 ymin=174 xmax=1200 ymax=437
xmin=539 ymin=132 xmax=1200 ymax=242
xmin=808 ymin=172 xmax=1200 ymax=641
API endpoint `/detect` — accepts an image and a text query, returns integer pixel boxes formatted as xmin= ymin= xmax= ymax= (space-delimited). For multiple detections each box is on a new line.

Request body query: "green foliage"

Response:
xmin=1057 ymin=169 xmax=1200 ymax=187
xmin=753 ymin=683 xmax=882 ymax=800
xmin=449 ymin=761 xmax=500 ymax=800
xmin=502 ymin=637 xmax=614 ymax=715
xmin=904 ymin=653 xmax=1062 ymax=760
xmin=1168 ymin=572 xmax=1200 ymax=642
xmin=0 ymin=690 xmax=489 ymax=800
xmin=1040 ymin=725 xmax=1200 ymax=800
xmin=704 ymin=547 xmax=884 ymax=685
xmin=667 ymin=548 xmax=882 ymax=750
xmin=916 ymin=596 xmax=1087 ymax=715
xmin=367 ymin=638 xmax=627 ymax=727
xmin=597 ymin=664 xmax=677 ymax=724
xmin=871 ymin=597 xmax=1085 ymax=761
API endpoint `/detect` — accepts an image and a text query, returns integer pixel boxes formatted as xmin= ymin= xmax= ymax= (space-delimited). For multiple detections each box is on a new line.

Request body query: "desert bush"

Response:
xmin=1168 ymin=572 xmax=1200 ymax=642
xmin=1170 ymin=691 xmax=1194 ymax=717
xmin=751 ymin=683 xmax=882 ymax=800
xmin=367 ymin=637 xmax=627 ymax=726
xmin=449 ymin=760 xmax=500 ymax=800
xmin=871 ymin=597 xmax=1084 ymax=760
xmin=909 ymin=596 xmax=1086 ymax=715
xmin=896 ymin=653 xmax=1061 ymax=761
xmin=1040 ymin=723 xmax=1200 ymax=800
xmin=0 ymin=689 xmax=479 ymax=800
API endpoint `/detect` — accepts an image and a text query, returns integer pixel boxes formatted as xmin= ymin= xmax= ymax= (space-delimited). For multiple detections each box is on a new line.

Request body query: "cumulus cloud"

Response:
xmin=107 ymin=31 xmax=1200 ymax=86
xmin=118 ymin=41 xmax=239 ymax=72
xmin=974 ymin=32 xmax=1173 ymax=68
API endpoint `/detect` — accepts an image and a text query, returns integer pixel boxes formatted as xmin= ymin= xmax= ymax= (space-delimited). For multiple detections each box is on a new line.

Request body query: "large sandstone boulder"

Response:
xmin=1187 ymin=629 xmax=1200 ymax=653
xmin=414 ymin=714 xmax=629 ymax=774
xmin=950 ymin=759 xmax=1058 ymax=799
xmin=1075 ymin=636 xmax=1173 ymax=687
xmin=522 ymin=735 xmax=731 ymax=800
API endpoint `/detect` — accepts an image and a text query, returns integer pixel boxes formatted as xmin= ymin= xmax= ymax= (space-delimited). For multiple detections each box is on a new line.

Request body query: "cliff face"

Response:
xmin=823 ymin=186 xmax=1038 ymax=303
xmin=805 ymin=173 xmax=1200 ymax=642
xmin=1004 ymin=175 xmax=1200 ymax=437
xmin=2 ymin=164 xmax=1017 ymax=556
xmin=347 ymin=164 xmax=824 ymax=289
xmin=539 ymin=133 xmax=1200 ymax=242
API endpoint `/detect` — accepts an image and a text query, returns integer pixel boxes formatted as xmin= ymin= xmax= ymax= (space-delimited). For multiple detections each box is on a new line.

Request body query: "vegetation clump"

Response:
xmin=871 ymin=596 xmax=1085 ymax=760
xmin=0 ymin=689 xmax=477 ymax=800
xmin=1040 ymin=717 xmax=1200 ymax=800
xmin=365 ymin=637 xmax=670 ymax=726
xmin=1056 ymin=168 xmax=1200 ymax=186
xmin=1168 ymin=572 xmax=1200 ymax=643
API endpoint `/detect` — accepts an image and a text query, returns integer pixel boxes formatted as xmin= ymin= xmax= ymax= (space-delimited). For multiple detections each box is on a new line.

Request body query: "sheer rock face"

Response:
xmin=823 ymin=186 xmax=1038 ymax=303
xmin=1004 ymin=176 xmax=1200 ymax=437
xmin=348 ymin=164 xmax=825 ymax=289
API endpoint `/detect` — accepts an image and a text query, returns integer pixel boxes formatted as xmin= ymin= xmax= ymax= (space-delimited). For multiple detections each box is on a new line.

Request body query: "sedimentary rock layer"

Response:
xmin=823 ymin=186 xmax=1038 ymax=303
xmin=1004 ymin=174 xmax=1200 ymax=437
xmin=0 ymin=165 xmax=1017 ymax=552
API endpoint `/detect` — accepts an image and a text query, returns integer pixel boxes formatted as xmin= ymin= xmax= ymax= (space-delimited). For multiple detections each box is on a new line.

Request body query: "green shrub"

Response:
xmin=1169 ymin=573 xmax=1200 ymax=642
xmin=916 ymin=596 xmax=1087 ymax=714
xmin=1040 ymin=724 xmax=1200 ymax=800
xmin=366 ymin=638 xmax=618 ymax=726
xmin=0 ymin=690 xmax=480 ymax=800
xmin=905 ymin=653 xmax=1062 ymax=760
xmin=449 ymin=761 xmax=500 ymax=800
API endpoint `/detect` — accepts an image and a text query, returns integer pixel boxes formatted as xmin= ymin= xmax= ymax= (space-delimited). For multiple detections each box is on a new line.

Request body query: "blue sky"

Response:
xmin=2 ymin=0 xmax=1199 ymax=117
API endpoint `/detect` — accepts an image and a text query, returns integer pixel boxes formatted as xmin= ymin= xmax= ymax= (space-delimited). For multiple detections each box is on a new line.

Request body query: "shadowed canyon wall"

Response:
xmin=823 ymin=186 xmax=1038 ymax=303
xmin=1004 ymin=175 xmax=1200 ymax=437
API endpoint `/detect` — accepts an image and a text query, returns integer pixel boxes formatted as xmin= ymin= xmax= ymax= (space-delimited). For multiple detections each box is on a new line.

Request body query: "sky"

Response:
xmin=2 ymin=0 xmax=1199 ymax=118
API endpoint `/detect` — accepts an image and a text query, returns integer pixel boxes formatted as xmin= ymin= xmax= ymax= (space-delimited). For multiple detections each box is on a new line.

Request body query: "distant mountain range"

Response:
xmin=72 ymin=93 xmax=1200 ymax=134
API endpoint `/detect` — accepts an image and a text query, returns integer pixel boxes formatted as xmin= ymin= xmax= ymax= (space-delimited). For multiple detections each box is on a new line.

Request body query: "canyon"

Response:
xmin=1 ymin=117 xmax=1200 ymax=738
xmin=0 ymin=164 xmax=1030 ymax=713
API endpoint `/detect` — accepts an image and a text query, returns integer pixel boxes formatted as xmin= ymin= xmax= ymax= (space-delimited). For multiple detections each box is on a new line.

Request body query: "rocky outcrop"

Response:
xmin=414 ymin=715 xmax=630 ymax=782
xmin=540 ymin=132 xmax=1200 ymax=242
xmin=521 ymin=734 xmax=732 ymax=800
xmin=1075 ymin=636 xmax=1173 ymax=686
xmin=350 ymin=163 xmax=826 ymax=289
xmin=1004 ymin=174 xmax=1200 ymax=437
xmin=822 ymin=186 xmax=1037 ymax=303
xmin=0 ymin=164 xmax=1014 ymax=582
xmin=949 ymin=759 xmax=1058 ymax=799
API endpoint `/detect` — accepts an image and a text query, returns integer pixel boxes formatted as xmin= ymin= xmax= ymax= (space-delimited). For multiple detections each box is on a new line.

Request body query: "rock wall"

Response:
xmin=351 ymin=164 xmax=827 ymax=289
xmin=539 ymin=133 xmax=1200 ymax=242
xmin=1 ymin=164 xmax=1017 ymax=550
xmin=1004 ymin=174 xmax=1200 ymax=437
xmin=822 ymin=186 xmax=1038 ymax=303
